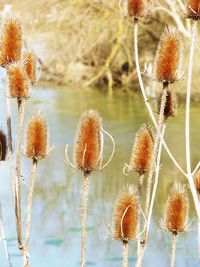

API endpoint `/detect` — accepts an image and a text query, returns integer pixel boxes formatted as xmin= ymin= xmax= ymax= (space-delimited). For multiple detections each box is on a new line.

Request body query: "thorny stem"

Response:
xmin=16 ymin=99 xmax=25 ymax=252
xmin=0 ymin=203 xmax=12 ymax=267
xmin=185 ymin=20 xmax=200 ymax=222
xmin=81 ymin=173 xmax=90 ymax=267
xmin=122 ymin=241 xmax=129 ymax=267
xmin=170 ymin=233 xmax=178 ymax=267
xmin=133 ymin=19 xmax=186 ymax=178
xmin=23 ymin=158 xmax=38 ymax=267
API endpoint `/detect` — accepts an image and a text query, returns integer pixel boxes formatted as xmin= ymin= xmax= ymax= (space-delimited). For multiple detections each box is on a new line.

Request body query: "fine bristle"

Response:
xmin=187 ymin=0 xmax=200 ymax=19
xmin=0 ymin=17 xmax=22 ymax=67
xmin=154 ymin=26 xmax=182 ymax=83
xmin=22 ymin=50 xmax=37 ymax=85
xmin=128 ymin=0 xmax=146 ymax=18
xmin=158 ymin=90 xmax=177 ymax=119
xmin=0 ymin=129 xmax=7 ymax=161
xmin=194 ymin=170 xmax=200 ymax=194
xmin=129 ymin=124 xmax=154 ymax=174
xmin=7 ymin=62 xmax=31 ymax=100
xmin=164 ymin=183 xmax=189 ymax=234
xmin=73 ymin=110 xmax=102 ymax=174
xmin=26 ymin=113 xmax=48 ymax=160
xmin=112 ymin=184 xmax=139 ymax=241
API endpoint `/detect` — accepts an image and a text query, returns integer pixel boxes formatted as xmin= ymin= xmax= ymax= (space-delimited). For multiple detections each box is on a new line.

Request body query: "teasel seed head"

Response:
xmin=7 ymin=62 xmax=31 ymax=100
xmin=158 ymin=90 xmax=177 ymax=119
xmin=0 ymin=129 xmax=7 ymax=161
xmin=154 ymin=26 xmax=182 ymax=84
xmin=112 ymin=184 xmax=139 ymax=242
xmin=73 ymin=110 xmax=102 ymax=175
xmin=164 ymin=183 xmax=189 ymax=234
xmin=22 ymin=50 xmax=37 ymax=85
xmin=187 ymin=0 xmax=200 ymax=20
xmin=194 ymin=170 xmax=200 ymax=194
xmin=0 ymin=16 xmax=22 ymax=67
xmin=129 ymin=124 xmax=154 ymax=175
xmin=26 ymin=113 xmax=48 ymax=160
xmin=127 ymin=0 xmax=148 ymax=19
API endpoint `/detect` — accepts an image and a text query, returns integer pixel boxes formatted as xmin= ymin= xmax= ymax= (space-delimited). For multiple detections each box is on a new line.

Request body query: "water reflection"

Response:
xmin=0 ymin=86 xmax=199 ymax=266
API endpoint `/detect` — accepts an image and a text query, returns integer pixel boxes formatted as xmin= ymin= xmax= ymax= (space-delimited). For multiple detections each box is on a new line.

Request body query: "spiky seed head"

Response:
xmin=127 ymin=0 xmax=147 ymax=18
xmin=0 ymin=130 xmax=7 ymax=161
xmin=158 ymin=90 xmax=177 ymax=119
xmin=164 ymin=183 xmax=189 ymax=234
xmin=154 ymin=26 xmax=182 ymax=84
xmin=0 ymin=17 xmax=22 ymax=67
xmin=112 ymin=184 xmax=139 ymax=242
xmin=7 ymin=62 xmax=31 ymax=100
xmin=194 ymin=170 xmax=200 ymax=194
xmin=22 ymin=50 xmax=37 ymax=85
xmin=129 ymin=124 xmax=154 ymax=175
xmin=73 ymin=110 xmax=102 ymax=175
xmin=26 ymin=113 xmax=48 ymax=160
xmin=187 ymin=0 xmax=200 ymax=19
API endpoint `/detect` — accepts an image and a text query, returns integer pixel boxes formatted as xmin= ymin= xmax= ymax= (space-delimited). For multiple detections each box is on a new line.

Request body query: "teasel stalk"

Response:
xmin=161 ymin=184 xmax=189 ymax=267
xmin=65 ymin=110 xmax=115 ymax=267
xmin=23 ymin=113 xmax=49 ymax=267
xmin=194 ymin=170 xmax=200 ymax=256
xmin=112 ymin=184 xmax=139 ymax=267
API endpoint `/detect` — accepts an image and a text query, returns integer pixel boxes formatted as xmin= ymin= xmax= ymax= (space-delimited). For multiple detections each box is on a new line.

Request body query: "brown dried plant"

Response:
xmin=22 ymin=50 xmax=37 ymax=85
xmin=0 ymin=130 xmax=7 ymax=161
xmin=187 ymin=0 xmax=200 ymax=19
xmin=127 ymin=0 xmax=148 ymax=19
xmin=158 ymin=90 xmax=177 ymax=120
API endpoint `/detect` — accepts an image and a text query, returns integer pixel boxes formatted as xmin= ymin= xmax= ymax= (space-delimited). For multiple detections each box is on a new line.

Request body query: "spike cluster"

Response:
xmin=127 ymin=0 xmax=147 ymax=18
xmin=23 ymin=50 xmax=37 ymax=85
xmin=0 ymin=130 xmax=7 ymax=161
xmin=195 ymin=170 xmax=200 ymax=194
xmin=7 ymin=62 xmax=30 ymax=100
xmin=164 ymin=184 xmax=189 ymax=234
xmin=187 ymin=0 xmax=200 ymax=19
xmin=0 ymin=17 xmax=22 ymax=67
xmin=158 ymin=90 xmax=177 ymax=119
xmin=73 ymin=110 xmax=102 ymax=175
xmin=113 ymin=184 xmax=139 ymax=241
xmin=154 ymin=26 xmax=182 ymax=84
xmin=26 ymin=114 xmax=48 ymax=160
xmin=129 ymin=124 xmax=154 ymax=174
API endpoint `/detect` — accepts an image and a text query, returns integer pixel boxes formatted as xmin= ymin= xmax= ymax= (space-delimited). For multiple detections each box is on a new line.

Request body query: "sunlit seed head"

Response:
xmin=187 ymin=0 xmax=200 ymax=19
xmin=127 ymin=0 xmax=147 ymax=18
xmin=22 ymin=50 xmax=37 ymax=85
xmin=0 ymin=129 xmax=7 ymax=161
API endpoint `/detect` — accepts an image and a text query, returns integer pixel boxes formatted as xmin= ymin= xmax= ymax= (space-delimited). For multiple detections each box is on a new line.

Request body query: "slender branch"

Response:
xmin=122 ymin=241 xmax=129 ymax=267
xmin=170 ymin=234 xmax=178 ymax=267
xmin=192 ymin=161 xmax=200 ymax=176
xmin=23 ymin=159 xmax=38 ymax=267
xmin=81 ymin=173 xmax=90 ymax=267
xmin=137 ymin=173 xmax=144 ymax=258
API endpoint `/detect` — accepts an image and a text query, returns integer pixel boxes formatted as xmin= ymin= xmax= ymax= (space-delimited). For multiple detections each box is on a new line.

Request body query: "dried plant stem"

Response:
xmin=137 ymin=174 xmax=144 ymax=257
xmin=198 ymin=195 xmax=200 ymax=257
xmin=23 ymin=158 xmax=38 ymax=267
xmin=122 ymin=241 xmax=129 ymax=267
xmin=81 ymin=173 xmax=90 ymax=267
xmin=185 ymin=20 xmax=200 ymax=221
xmin=133 ymin=19 xmax=186 ymax=178
xmin=0 ymin=203 xmax=12 ymax=267
xmin=170 ymin=234 xmax=178 ymax=267
xmin=16 ymin=99 xmax=25 ymax=252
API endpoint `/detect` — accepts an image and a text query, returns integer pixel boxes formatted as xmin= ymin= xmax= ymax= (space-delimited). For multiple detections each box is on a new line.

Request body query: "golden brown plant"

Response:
xmin=158 ymin=90 xmax=177 ymax=119
xmin=195 ymin=170 xmax=200 ymax=194
xmin=129 ymin=124 xmax=154 ymax=175
xmin=7 ymin=62 xmax=30 ymax=100
xmin=154 ymin=26 xmax=182 ymax=84
xmin=0 ymin=130 xmax=7 ymax=161
xmin=73 ymin=110 xmax=102 ymax=175
xmin=22 ymin=50 xmax=37 ymax=85
xmin=187 ymin=0 xmax=200 ymax=19
xmin=25 ymin=113 xmax=48 ymax=160
xmin=0 ymin=17 xmax=22 ymax=67
xmin=113 ymin=184 xmax=139 ymax=241
xmin=127 ymin=0 xmax=147 ymax=18
xmin=163 ymin=183 xmax=189 ymax=234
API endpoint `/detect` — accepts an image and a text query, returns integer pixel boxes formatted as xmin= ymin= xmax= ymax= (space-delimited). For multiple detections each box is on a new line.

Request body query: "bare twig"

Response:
xmin=170 ymin=234 xmax=178 ymax=267
xmin=122 ymin=241 xmax=129 ymax=267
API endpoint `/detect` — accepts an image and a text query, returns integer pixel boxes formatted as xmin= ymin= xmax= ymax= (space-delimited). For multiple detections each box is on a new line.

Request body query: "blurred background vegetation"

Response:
xmin=0 ymin=0 xmax=199 ymax=98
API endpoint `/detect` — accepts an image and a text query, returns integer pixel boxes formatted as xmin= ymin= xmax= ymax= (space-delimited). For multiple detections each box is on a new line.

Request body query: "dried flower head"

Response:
xmin=0 ymin=129 xmax=7 ymax=161
xmin=194 ymin=170 xmax=200 ymax=194
xmin=127 ymin=0 xmax=147 ymax=18
xmin=158 ymin=90 xmax=177 ymax=119
xmin=0 ymin=17 xmax=22 ymax=67
xmin=73 ymin=110 xmax=102 ymax=175
xmin=164 ymin=183 xmax=189 ymax=234
xmin=129 ymin=124 xmax=154 ymax=175
xmin=26 ymin=113 xmax=48 ymax=160
xmin=112 ymin=184 xmax=139 ymax=242
xmin=22 ymin=50 xmax=37 ymax=85
xmin=154 ymin=26 xmax=182 ymax=84
xmin=187 ymin=0 xmax=200 ymax=19
xmin=7 ymin=62 xmax=31 ymax=100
